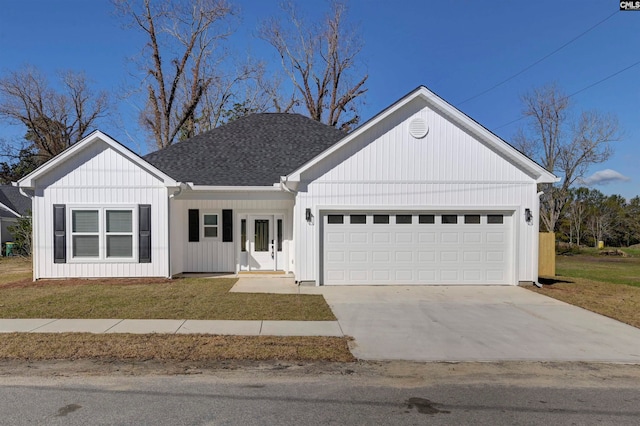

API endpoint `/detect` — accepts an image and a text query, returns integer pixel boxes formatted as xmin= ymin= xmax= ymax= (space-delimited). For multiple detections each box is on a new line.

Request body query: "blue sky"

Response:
xmin=1 ymin=1 xmax=639 ymax=199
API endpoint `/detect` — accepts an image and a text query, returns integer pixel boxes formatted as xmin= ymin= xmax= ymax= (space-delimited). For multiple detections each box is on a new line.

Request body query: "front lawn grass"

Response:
xmin=0 ymin=277 xmax=335 ymax=321
xmin=554 ymin=252 xmax=640 ymax=287
xmin=529 ymin=254 xmax=640 ymax=328
xmin=0 ymin=333 xmax=355 ymax=362
xmin=0 ymin=256 xmax=32 ymax=285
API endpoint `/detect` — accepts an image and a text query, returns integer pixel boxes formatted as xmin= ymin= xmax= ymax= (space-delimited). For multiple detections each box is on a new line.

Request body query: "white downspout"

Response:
xmin=533 ymin=191 xmax=544 ymax=288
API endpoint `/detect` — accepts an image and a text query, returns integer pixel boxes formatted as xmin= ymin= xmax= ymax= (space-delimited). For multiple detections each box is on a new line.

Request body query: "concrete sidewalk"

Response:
xmin=0 ymin=318 xmax=343 ymax=337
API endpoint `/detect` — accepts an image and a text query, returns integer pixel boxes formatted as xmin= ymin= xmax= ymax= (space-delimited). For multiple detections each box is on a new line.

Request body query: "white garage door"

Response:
xmin=322 ymin=212 xmax=513 ymax=285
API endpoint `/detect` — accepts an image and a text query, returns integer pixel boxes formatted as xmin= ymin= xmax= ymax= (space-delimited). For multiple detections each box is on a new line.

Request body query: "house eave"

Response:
xmin=186 ymin=183 xmax=284 ymax=192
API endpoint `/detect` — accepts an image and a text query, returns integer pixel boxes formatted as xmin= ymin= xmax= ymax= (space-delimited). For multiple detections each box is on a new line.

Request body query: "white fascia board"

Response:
xmin=17 ymin=130 xmax=179 ymax=188
xmin=286 ymin=86 xmax=558 ymax=184
xmin=186 ymin=183 xmax=284 ymax=192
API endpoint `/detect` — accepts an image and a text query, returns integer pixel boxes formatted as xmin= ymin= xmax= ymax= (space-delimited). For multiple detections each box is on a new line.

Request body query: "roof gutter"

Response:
xmin=186 ymin=183 xmax=285 ymax=192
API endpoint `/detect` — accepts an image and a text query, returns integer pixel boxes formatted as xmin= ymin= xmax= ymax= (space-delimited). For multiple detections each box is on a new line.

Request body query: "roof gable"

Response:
xmin=143 ymin=113 xmax=346 ymax=186
xmin=287 ymin=86 xmax=558 ymax=184
xmin=17 ymin=131 xmax=178 ymax=188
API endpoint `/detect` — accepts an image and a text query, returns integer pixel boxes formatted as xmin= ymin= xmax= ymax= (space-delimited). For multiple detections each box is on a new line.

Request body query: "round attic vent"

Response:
xmin=409 ymin=117 xmax=429 ymax=139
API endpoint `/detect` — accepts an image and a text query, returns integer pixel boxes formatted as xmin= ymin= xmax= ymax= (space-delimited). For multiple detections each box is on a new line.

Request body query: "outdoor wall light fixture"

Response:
xmin=305 ymin=208 xmax=312 ymax=222
xmin=525 ymin=208 xmax=533 ymax=224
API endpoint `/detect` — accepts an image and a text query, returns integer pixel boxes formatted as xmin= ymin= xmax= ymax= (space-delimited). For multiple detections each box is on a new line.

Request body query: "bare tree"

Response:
xmin=260 ymin=0 xmax=367 ymax=131
xmin=0 ymin=66 xmax=108 ymax=165
xmin=115 ymin=0 xmax=268 ymax=149
xmin=513 ymin=83 xmax=619 ymax=232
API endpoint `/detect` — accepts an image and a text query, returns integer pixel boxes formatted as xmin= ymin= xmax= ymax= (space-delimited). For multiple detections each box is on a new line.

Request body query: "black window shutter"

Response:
xmin=53 ymin=204 xmax=66 ymax=263
xmin=222 ymin=209 xmax=233 ymax=242
xmin=139 ymin=204 xmax=151 ymax=263
xmin=188 ymin=209 xmax=199 ymax=242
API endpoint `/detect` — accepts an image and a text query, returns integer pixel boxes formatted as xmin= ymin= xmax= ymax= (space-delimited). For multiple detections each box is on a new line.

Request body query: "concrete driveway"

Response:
xmin=305 ymin=285 xmax=640 ymax=362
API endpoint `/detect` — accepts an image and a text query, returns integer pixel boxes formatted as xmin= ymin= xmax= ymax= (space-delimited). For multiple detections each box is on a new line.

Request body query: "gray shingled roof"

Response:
xmin=0 ymin=185 xmax=31 ymax=217
xmin=143 ymin=113 xmax=346 ymax=186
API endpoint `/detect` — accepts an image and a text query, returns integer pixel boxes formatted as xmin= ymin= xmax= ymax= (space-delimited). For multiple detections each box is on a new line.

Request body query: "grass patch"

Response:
xmin=0 ymin=333 xmax=355 ymax=362
xmin=530 ymin=277 xmax=640 ymax=329
xmin=530 ymin=254 xmax=640 ymax=328
xmin=0 ymin=256 xmax=31 ymax=285
xmin=0 ymin=277 xmax=335 ymax=321
xmin=555 ymin=254 xmax=640 ymax=287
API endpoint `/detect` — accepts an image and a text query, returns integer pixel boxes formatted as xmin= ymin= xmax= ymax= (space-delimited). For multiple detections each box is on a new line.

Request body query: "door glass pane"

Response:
xmin=254 ymin=220 xmax=269 ymax=252
xmin=487 ymin=215 xmax=503 ymax=224
xmin=73 ymin=210 xmax=99 ymax=232
xmin=277 ymin=219 xmax=283 ymax=252
xmin=73 ymin=235 xmax=99 ymax=257
xmin=419 ymin=214 xmax=435 ymax=224
xmin=464 ymin=215 xmax=480 ymax=224
xmin=373 ymin=215 xmax=389 ymax=224
xmin=442 ymin=215 xmax=458 ymax=224
xmin=350 ymin=215 xmax=366 ymax=224
xmin=396 ymin=215 xmax=412 ymax=224
xmin=106 ymin=210 xmax=132 ymax=232
xmin=107 ymin=235 xmax=133 ymax=257
xmin=327 ymin=215 xmax=344 ymax=224
xmin=241 ymin=219 xmax=247 ymax=252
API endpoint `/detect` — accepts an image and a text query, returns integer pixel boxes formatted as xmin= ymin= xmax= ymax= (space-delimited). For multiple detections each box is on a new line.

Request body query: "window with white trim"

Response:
xmin=203 ymin=213 xmax=219 ymax=238
xmin=70 ymin=207 xmax=135 ymax=260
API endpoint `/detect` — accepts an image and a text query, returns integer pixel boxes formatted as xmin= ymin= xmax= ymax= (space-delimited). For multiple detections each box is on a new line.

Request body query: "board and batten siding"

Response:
xmin=170 ymin=193 xmax=294 ymax=274
xmin=294 ymin=98 xmax=540 ymax=284
xmin=32 ymin=140 xmax=170 ymax=279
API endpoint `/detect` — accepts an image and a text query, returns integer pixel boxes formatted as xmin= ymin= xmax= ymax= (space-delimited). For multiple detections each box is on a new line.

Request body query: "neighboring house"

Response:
xmin=0 ymin=185 xmax=31 ymax=246
xmin=16 ymin=86 xmax=558 ymax=284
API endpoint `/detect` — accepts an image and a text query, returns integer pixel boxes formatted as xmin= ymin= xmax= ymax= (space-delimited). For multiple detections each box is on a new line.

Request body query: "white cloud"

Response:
xmin=580 ymin=169 xmax=631 ymax=186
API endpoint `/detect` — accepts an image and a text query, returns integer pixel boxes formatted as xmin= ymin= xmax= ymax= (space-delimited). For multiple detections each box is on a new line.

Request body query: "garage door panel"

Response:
xmin=349 ymin=251 xmax=368 ymax=262
xmin=440 ymin=251 xmax=458 ymax=262
xmin=372 ymin=270 xmax=390 ymax=281
xmin=441 ymin=232 xmax=459 ymax=243
xmin=326 ymin=232 xmax=345 ymax=243
xmin=441 ymin=270 xmax=459 ymax=281
xmin=463 ymin=251 xmax=482 ymax=262
xmin=373 ymin=232 xmax=390 ymax=243
xmin=395 ymin=270 xmax=413 ymax=281
xmin=395 ymin=233 xmax=414 ymax=243
xmin=326 ymin=251 xmax=345 ymax=262
xmin=486 ymin=251 xmax=504 ymax=262
xmin=418 ymin=232 xmax=436 ymax=243
xmin=463 ymin=232 xmax=482 ymax=243
xmin=350 ymin=232 xmax=368 ymax=243
xmin=395 ymin=251 xmax=413 ymax=262
xmin=486 ymin=232 xmax=505 ymax=243
xmin=418 ymin=251 xmax=435 ymax=262
xmin=323 ymin=212 xmax=513 ymax=285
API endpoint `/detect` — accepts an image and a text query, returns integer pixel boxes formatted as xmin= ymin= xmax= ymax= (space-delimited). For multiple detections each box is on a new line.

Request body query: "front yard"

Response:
xmin=0 ymin=257 xmax=353 ymax=362
xmin=0 ymin=258 xmax=334 ymax=321
xmin=530 ymin=250 xmax=640 ymax=329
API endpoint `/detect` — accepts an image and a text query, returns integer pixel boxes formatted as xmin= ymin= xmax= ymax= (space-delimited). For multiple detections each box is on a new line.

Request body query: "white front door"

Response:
xmin=250 ymin=216 xmax=275 ymax=270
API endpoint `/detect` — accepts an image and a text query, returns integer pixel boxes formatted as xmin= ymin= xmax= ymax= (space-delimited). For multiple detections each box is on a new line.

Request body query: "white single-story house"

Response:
xmin=16 ymin=86 xmax=558 ymax=284
xmin=0 ymin=185 xmax=31 ymax=248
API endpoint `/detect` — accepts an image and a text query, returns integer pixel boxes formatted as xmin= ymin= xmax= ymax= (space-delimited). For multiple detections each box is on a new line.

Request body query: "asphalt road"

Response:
xmin=1 ymin=363 xmax=639 ymax=425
